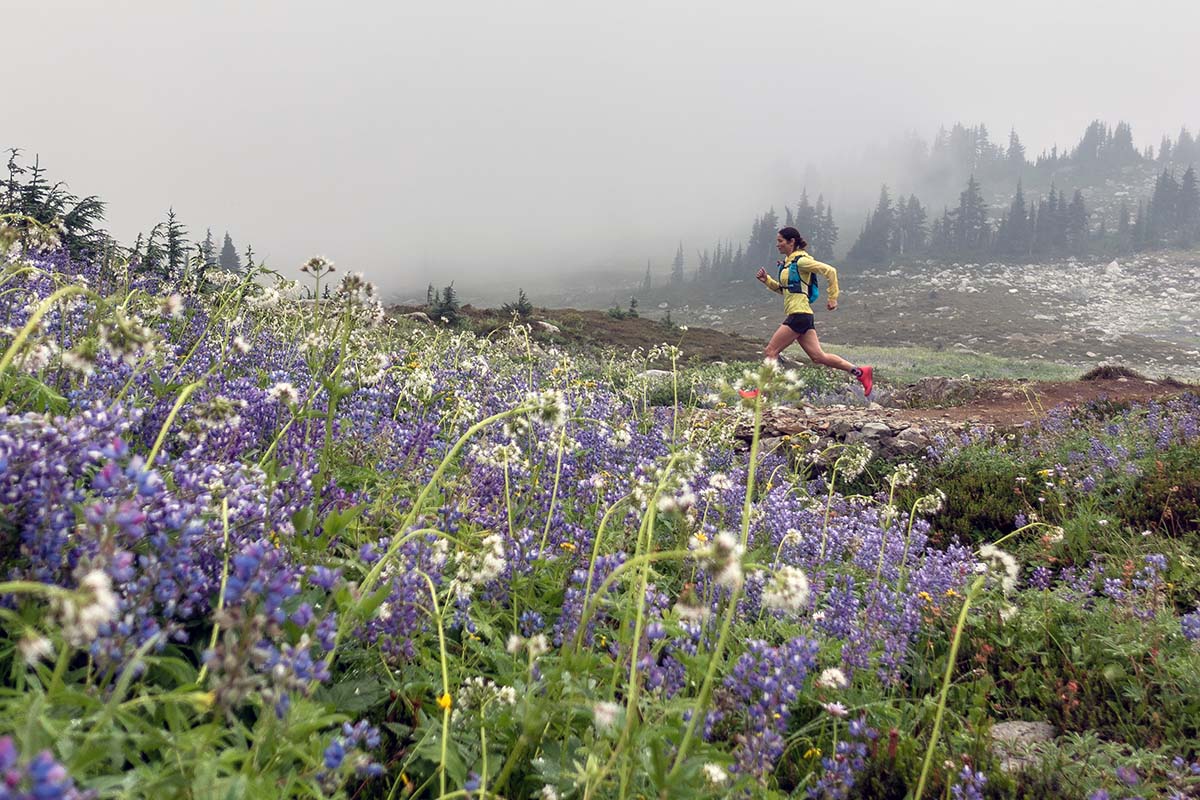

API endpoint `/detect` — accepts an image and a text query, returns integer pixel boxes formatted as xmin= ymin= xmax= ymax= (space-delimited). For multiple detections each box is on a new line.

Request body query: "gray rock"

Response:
xmin=403 ymin=311 xmax=432 ymax=324
xmin=860 ymin=422 xmax=893 ymax=439
xmin=990 ymin=720 xmax=1056 ymax=774
xmin=886 ymin=438 xmax=925 ymax=458
xmin=535 ymin=320 xmax=560 ymax=334
xmin=636 ymin=369 xmax=673 ymax=381
xmin=759 ymin=437 xmax=787 ymax=455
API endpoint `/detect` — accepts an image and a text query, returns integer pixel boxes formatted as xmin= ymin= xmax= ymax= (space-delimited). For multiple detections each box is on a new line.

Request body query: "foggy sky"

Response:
xmin=6 ymin=0 xmax=1199 ymax=297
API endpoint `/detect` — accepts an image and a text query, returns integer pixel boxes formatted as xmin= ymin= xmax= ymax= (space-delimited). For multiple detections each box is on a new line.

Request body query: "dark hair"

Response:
xmin=778 ymin=227 xmax=808 ymax=250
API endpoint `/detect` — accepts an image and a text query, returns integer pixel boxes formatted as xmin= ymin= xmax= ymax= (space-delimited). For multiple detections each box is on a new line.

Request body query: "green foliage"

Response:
xmin=961 ymin=591 xmax=1200 ymax=745
xmin=500 ymin=288 xmax=534 ymax=319
xmin=428 ymin=282 xmax=461 ymax=325
xmin=2 ymin=148 xmax=108 ymax=257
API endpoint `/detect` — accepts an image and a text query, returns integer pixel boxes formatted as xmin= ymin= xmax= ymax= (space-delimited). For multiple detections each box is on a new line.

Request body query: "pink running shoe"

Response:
xmin=857 ymin=366 xmax=873 ymax=397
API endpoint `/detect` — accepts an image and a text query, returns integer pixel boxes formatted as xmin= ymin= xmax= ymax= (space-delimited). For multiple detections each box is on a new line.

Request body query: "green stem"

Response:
xmin=197 ymin=497 xmax=231 ymax=685
xmin=670 ymin=393 xmax=762 ymax=778
xmin=914 ymin=576 xmax=985 ymax=799
xmin=0 ymin=285 xmax=92 ymax=404
xmin=146 ymin=380 xmax=204 ymax=466
xmin=537 ymin=425 xmax=568 ymax=556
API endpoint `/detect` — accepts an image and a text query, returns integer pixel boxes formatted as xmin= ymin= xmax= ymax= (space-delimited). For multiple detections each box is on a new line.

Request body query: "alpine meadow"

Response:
xmin=3 ymin=2 xmax=1200 ymax=799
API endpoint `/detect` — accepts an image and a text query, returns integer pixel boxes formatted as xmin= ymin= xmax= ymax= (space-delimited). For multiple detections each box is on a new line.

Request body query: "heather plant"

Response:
xmin=2 ymin=241 xmax=1199 ymax=799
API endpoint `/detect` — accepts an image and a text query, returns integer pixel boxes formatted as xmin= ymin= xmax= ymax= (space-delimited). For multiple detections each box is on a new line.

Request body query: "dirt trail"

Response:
xmin=886 ymin=376 xmax=1193 ymax=428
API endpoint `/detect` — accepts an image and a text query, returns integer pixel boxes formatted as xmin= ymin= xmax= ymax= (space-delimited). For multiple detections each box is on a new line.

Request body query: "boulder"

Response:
xmin=403 ymin=311 xmax=432 ymax=324
xmin=859 ymin=422 xmax=893 ymax=439
xmin=535 ymin=320 xmax=561 ymax=334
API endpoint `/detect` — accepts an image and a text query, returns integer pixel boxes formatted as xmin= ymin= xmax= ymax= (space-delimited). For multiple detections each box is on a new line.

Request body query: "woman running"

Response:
xmin=755 ymin=226 xmax=873 ymax=396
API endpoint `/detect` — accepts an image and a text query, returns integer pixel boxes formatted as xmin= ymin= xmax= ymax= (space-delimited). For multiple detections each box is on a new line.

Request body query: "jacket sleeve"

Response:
xmin=803 ymin=256 xmax=840 ymax=302
xmin=763 ymin=271 xmax=784 ymax=294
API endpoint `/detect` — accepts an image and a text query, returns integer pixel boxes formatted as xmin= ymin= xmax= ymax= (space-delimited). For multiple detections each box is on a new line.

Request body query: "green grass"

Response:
xmin=810 ymin=342 xmax=1079 ymax=384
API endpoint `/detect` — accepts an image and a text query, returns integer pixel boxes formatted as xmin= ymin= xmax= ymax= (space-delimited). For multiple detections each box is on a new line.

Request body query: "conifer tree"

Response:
xmin=1006 ymin=128 xmax=1026 ymax=173
xmin=954 ymin=175 xmax=988 ymax=252
xmin=1065 ymin=189 xmax=1089 ymax=253
xmin=642 ymin=259 xmax=652 ymax=291
xmin=143 ymin=223 xmax=167 ymax=276
xmin=795 ymin=190 xmax=818 ymax=239
xmin=812 ymin=198 xmax=838 ymax=261
xmin=671 ymin=242 xmax=685 ymax=285
xmin=1004 ymin=181 xmax=1031 ymax=258
xmin=164 ymin=208 xmax=188 ymax=276
xmin=1159 ymin=135 xmax=1173 ymax=164
xmin=219 ymin=232 xmax=241 ymax=272
xmin=200 ymin=228 xmax=217 ymax=268
xmin=1178 ymin=165 xmax=1199 ymax=244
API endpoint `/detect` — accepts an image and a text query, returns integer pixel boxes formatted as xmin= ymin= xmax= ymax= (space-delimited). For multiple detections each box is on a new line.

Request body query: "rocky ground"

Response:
xmin=724 ymin=371 xmax=1195 ymax=460
xmin=674 ymin=252 xmax=1200 ymax=380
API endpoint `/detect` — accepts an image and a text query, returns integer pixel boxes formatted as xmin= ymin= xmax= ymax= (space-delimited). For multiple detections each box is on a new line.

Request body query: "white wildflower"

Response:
xmin=708 ymin=473 xmax=733 ymax=492
xmin=18 ymin=633 xmax=54 ymax=666
xmin=266 ymin=381 xmax=299 ymax=405
xmin=159 ymin=293 xmax=184 ymax=319
xmin=890 ymin=463 xmax=918 ymax=488
xmin=821 ymin=701 xmax=849 ymax=718
xmin=913 ymin=489 xmax=946 ymax=516
xmin=978 ymin=544 xmax=1020 ymax=595
xmin=593 ymin=700 xmax=621 ymax=732
xmin=540 ymin=786 xmax=561 ymax=800
xmin=527 ymin=634 xmax=549 ymax=658
xmin=656 ymin=487 xmax=696 ymax=514
xmin=762 ymin=565 xmax=811 ymax=614
xmin=695 ymin=531 xmax=744 ymax=590
xmin=525 ymin=388 xmax=568 ymax=428
xmin=61 ymin=347 xmax=96 ymax=376
xmin=56 ymin=569 xmax=119 ymax=646
xmin=702 ymin=763 xmax=728 ymax=786
xmin=610 ymin=427 xmax=632 ymax=449
xmin=815 ymin=667 xmax=849 ymax=690
xmin=506 ymin=634 xmax=525 ymax=655
xmin=838 ymin=443 xmax=872 ymax=481
xmin=231 ymin=335 xmax=251 ymax=354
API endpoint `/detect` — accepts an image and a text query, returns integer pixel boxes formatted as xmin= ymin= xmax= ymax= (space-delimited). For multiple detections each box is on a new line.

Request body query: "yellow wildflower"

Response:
xmin=804 ymin=747 xmax=822 ymax=759
xmin=437 ymin=692 xmax=453 ymax=711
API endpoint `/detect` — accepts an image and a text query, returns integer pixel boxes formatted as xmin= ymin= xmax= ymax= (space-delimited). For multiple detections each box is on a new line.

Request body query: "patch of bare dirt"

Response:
xmin=887 ymin=376 xmax=1194 ymax=428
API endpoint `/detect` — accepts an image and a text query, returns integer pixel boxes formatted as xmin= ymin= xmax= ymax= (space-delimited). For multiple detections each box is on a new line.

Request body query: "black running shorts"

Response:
xmin=782 ymin=313 xmax=815 ymax=334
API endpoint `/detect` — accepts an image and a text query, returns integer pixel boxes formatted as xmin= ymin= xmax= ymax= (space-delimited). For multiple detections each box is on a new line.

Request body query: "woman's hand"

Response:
xmin=826 ymin=299 xmax=838 ymax=311
xmin=755 ymin=267 xmax=768 ymax=284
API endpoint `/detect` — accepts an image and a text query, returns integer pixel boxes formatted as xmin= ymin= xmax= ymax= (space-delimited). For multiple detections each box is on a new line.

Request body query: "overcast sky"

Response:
xmin=6 ymin=0 xmax=1199 ymax=296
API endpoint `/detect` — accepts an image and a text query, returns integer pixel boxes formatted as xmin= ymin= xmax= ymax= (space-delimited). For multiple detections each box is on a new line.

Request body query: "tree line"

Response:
xmin=843 ymin=164 xmax=1199 ymax=265
xmin=645 ymin=119 xmax=1200 ymax=285
xmin=3 ymin=148 xmax=255 ymax=289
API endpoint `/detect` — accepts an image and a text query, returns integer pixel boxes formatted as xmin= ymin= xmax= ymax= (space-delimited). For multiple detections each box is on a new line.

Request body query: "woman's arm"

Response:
xmin=756 ymin=267 xmax=784 ymax=293
xmin=801 ymin=255 xmax=840 ymax=302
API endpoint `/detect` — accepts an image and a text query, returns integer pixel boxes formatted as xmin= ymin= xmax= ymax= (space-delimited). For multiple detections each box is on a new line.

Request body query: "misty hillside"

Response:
xmin=523 ymin=119 xmax=1200 ymax=313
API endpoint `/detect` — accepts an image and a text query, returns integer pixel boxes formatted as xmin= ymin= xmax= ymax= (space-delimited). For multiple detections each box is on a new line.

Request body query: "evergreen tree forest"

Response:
xmin=2 ymin=149 xmax=254 ymax=286
xmin=679 ymin=119 xmax=1200 ymax=281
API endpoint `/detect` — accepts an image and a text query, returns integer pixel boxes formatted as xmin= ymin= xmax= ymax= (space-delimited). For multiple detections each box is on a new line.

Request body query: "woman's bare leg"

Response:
xmin=795 ymin=329 xmax=856 ymax=372
xmin=764 ymin=325 xmax=802 ymax=360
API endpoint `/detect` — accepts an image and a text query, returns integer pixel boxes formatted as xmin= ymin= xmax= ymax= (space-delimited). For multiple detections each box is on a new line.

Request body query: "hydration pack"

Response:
xmin=784 ymin=258 xmax=820 ymax=302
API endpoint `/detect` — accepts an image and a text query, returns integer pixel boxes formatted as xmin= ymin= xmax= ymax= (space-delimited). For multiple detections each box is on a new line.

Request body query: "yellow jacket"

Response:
xmin=763 ymin=250 xmax=840 ymax=315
